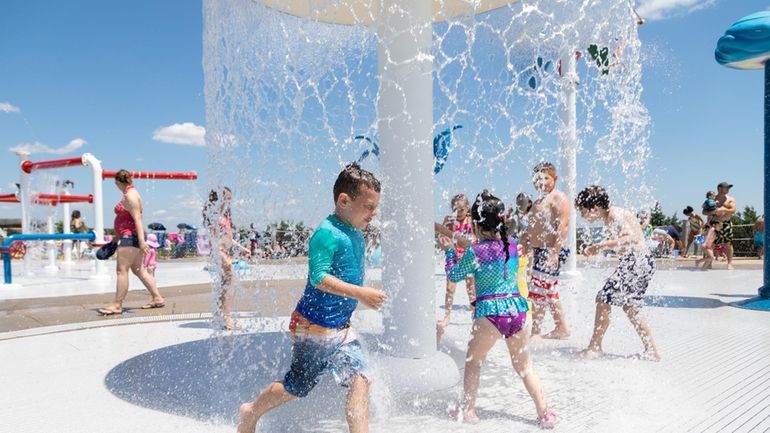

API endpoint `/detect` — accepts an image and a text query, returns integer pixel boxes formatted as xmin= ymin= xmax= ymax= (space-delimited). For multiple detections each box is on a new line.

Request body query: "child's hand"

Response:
xmin=358 ymin=287 xmax=387 ymax=311
xmin=443 ymin=215 xmax=455 ymax=229
xmin=583 ymin=244 xmax=600 ymax=256
xmin=438 ymin=235 xmax=454 ymax=251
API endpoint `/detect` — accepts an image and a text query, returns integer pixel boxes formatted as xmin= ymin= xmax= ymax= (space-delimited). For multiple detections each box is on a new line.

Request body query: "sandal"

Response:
xmin=98 ymin=307 xmax=122 ymax=315
xmin=141 ymin=302 xmax=166 ymax=309
xmin=537 ymin=410 xmax=557 ymax=429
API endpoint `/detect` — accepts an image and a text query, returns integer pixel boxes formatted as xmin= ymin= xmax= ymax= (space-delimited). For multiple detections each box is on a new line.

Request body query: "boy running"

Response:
xmin=238 ymin=163 xmax=386 ymax=433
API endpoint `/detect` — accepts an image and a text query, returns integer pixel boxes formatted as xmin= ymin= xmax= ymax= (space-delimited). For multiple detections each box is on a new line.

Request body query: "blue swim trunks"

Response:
xmin=282 ymin=311 xmax=369 ymax=398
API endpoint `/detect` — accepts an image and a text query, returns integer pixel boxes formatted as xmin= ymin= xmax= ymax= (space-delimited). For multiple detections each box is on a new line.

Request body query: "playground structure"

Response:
xmin=204 ymin=0 xmax=648 ymax=395
xmin=1 ymin=232 xmax=95 ymax=284
xmin=716 ymin=11 xmax=770 ymax=309
xmin=3 ymin=151 xmax=197 ymax=286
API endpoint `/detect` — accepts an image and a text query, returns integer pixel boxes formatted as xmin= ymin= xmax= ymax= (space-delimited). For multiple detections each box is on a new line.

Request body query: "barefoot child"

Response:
xmin=440 ymin=190 xmax=556 ymax=429
xmin=523 ymin=162 xmax=571 ymax=340
xmin=575 ymin=185 xmax=661 ymax=361
xmin=436 ymin=193 xmax=477 ymax=343
xmin=238 ymin=163 xmax=387 ymax=433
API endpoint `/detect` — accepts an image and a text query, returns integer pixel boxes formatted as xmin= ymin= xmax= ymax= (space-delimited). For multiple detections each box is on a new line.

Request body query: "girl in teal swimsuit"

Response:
xmin=440 ymin=190 xmax=556 ymax=429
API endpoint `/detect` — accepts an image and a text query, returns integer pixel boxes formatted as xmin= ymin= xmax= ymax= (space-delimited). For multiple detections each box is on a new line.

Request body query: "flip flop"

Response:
xmin=141 ymin=302 xmax=166 ymax=309
xmin=98 ymin=307 xmax=122 ymax=315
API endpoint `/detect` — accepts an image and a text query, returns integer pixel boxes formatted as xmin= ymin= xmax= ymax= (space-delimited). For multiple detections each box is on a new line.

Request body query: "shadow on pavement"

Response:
xmin=645 ymin=295 xmax=727 ymax=309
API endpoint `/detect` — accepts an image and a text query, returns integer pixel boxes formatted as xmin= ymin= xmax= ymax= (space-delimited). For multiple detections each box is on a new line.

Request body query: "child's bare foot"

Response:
xmin=449 ymin=407 xmax=480 ymax=424
xmin=634 ymin=350 xmax=661 ymax=362
xmin=530 ymin=333 xmax=544 ymax=343
xmin=543 ymin=329 xmax=571 ymax=340
xmin=727 ymin=264 xmax=735 ymax=270
xmin=237 ymin=402 xmax=258 ymax=433
xmin=578 ymin=348 xmax=603 ymax=360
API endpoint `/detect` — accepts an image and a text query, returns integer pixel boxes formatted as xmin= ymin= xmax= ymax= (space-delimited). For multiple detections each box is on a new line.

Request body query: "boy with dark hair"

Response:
xmin=575 ymin=185 xmax=660 ymax=361
xmin=238 ymin=162 xmax=386 ymax=433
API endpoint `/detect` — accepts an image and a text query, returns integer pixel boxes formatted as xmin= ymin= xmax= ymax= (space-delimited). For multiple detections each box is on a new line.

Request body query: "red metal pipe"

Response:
xmin=0 ymin=194 xmax=19 ymax=203
xmin=20 ymin=156 xmax=83 ymax=173
xmin=34 ymin=193 xmax=93 ymax=203
xmin=102 ymin=170 xmax=198 ymax=180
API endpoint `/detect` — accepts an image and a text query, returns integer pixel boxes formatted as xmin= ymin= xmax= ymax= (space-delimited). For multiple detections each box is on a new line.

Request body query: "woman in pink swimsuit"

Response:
xmin=98 ymin=170 xmax=165 ymax=315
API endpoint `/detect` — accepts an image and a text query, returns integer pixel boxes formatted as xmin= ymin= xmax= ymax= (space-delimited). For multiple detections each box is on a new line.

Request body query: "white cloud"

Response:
xmin=636 ymin=0 xmax=716 ymax=21
xmin=152 ymin=122 xmax=206 ymax=147
xmin=8 ymin=138 xmax=86 ymax=155
xmin=0 ymin=102 xmax=20 ymax=113
xmin=152 ymin=209 xmax=168 ymax=216
xmin=173 ymin=194 xmax=202 ymax=210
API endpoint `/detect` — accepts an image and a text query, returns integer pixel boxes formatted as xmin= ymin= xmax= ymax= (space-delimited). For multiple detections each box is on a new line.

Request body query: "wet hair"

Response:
xmin=333 ymin=162 xmax=381 ymax=203
xmin=533 ymin=161 xmax=557 ymax=178
xmin=575 ymin=185 xmax=610 ymax=210
xmin=637 ymin=210 xmax=650 ymax=225
xmin=471 ymin=190 xmax=510 ymax=264
xmin=706 ymin=191 xmax=716 ymax=198
xmin=71 ymin=210 xmax=81 ymax=219
xmin=203 ymin=186 xmax=232 ymax=229
xmin=516 ymin=192 xmax=533 ymax=213
xmin=451 ymin=193 xmax=469 ymax=209
xmin=683 ymin=206 xmax=694 ymax=216
xmin=114 ymin=169 xmax=133 ymax=185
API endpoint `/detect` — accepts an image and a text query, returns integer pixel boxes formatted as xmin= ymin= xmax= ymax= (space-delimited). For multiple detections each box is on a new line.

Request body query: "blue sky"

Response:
xmin=0 ymin=0 xmax=767 ymax=232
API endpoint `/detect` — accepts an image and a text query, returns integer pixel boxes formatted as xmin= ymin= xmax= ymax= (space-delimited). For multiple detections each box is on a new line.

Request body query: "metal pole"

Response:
xmin=378 ymin=0 xmax=435 ymax=357
xmin=82 ymin=153 xmax=107 ymax=277
xmin=16 ymin=151 xmax=32 ymax=276
xmin=62 ymin=187 xmax=72 ymax=266
xmin=560 ymin=51 xmax=579 ymax=276
xmin=373 ymin=1 xmax=458 ymax=394
xmin=760 ymin=62 xmax=770 ymax=298
xmin=44 ymin=214 xmax=57 ymax=272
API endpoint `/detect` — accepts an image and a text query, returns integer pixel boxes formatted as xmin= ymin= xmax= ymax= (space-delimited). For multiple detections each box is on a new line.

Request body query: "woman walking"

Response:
xmin=98 ymin=170 xmax=165 ymax=315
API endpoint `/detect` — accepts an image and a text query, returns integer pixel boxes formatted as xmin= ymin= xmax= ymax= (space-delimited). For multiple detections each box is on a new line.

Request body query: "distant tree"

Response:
xmin=55 ymin=221 xmax=64 ymax=234
xmin=649 ymin=202 xmax=666 ymax=227
xmin=741 ymin=206 xmax=759 ymax=225
xmin=664 ymin=212 xmax=682 ymax=229
xmin=730 ymin=209 xmax=743 ymax=225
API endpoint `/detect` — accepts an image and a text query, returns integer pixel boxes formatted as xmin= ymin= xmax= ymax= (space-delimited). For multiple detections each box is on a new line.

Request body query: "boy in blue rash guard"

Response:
xmin=238 ymin=163 xmax=386 ymax=433
xmin=440 ymin=190 xmax=556 ymax=429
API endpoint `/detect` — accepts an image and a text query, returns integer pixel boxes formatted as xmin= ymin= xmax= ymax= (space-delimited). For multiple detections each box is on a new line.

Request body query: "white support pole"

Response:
xmin=62 ymin=187 xmax=72 ymax=266
xmin=44 ymin=214 xmax=57 ymax=273
xmin=16 ymin=150 xmax=32 ymax=276
xmin=376 ymin=0 xmax=458 ymax=392
xmin=559 ymin=50 xmax=579 ymax=277
xmin=81 ymin=153 xmax=107 ymax=277
xmin=378 ymin=0 xmax=434 ymax=358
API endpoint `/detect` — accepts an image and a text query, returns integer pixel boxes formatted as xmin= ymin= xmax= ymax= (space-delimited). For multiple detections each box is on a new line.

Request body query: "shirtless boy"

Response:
xmin=522 ymin=162 xmax=571 ymax=340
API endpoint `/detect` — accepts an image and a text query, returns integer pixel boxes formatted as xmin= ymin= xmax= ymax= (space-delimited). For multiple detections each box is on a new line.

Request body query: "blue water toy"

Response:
xmin=715 ymin=10 xmax=770 ymax=302
xmin=715 ymin=11 xmax=770 ymax=69
xmin=353 ymin=124 xmax=463 ymax=174
xmin=433 ymin=125 xmax=462 ymax=174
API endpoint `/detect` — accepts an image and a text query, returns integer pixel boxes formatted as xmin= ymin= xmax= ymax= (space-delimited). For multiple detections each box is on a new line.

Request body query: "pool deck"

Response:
xmin=0 ymin=257 xmax=768 ymax=432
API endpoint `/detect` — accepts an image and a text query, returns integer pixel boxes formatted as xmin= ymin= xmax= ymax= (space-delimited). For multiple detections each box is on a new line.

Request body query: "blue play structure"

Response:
xmin=355 ymin=125 xmax=463 ymax=174
xmin=1 ymin=232 xmax=96 ymax=284
xmin=716 ymin=11 xmax=770 ymax=310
